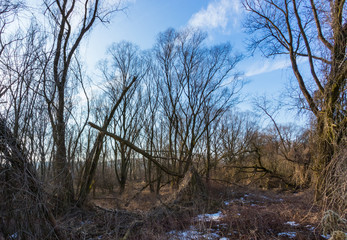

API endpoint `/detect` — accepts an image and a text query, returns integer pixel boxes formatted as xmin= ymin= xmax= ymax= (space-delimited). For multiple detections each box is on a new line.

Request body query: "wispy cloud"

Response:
xmin=244 ymin=57 xmax=308 ymax=77
xmin=245 ymin=59 xmax=289 ymax=77
xmin=245 ymin=59 xmax=291 ymax=77
xmin=188 ymin=0 xmax=242 ymax=31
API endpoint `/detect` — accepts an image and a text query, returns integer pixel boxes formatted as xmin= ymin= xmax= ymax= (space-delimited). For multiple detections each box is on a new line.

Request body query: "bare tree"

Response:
xmin=77 ymin=76 xmax=137 ymax=206
xmin=0 ymin=23 xmax=44 ymax=139
xmin=153 ymin=28 xmax=182 ymax=186
xmin=243 ymin=0 xmax=346 ymax=201
xmin=154 ymin=28 xmax=243 ymax=185
xmin=0 ymin=0 xmax=24 ymax=98
xmin=42 ymin=0 xmax=120 ymax=210
xmin=220 ymin=111 xmax=259 ymax=166
xmin=143 ymin=61 xmax=161 ymax=193
xmin=103 ymin=41 xmax=147 ymax=194
xmin=82 ymin=28 xmax=242 ymax=200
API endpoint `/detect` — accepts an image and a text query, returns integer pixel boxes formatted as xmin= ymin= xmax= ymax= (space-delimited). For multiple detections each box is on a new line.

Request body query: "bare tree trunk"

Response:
xmin=206 ymin=123 xmax=211 ymax=184
xmin=77 ymin=77 xmax=137 ymax=206
xmin=53 ymin=89 xmax=75 ymax=209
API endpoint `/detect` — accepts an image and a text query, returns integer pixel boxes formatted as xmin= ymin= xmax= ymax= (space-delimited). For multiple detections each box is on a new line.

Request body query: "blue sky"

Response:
xmin=84 ymin=0 xmax=243 ymax=63
xmin=81 ymin=0 xmax=307 ymax=125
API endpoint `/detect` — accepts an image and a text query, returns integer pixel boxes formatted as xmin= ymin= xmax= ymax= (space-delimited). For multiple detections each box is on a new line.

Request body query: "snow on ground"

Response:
xmin=278 ymin=232 xmax=297 ymax=238
xmin=305 ymin=225 xmax=315 ymax=231
xmin=167 ymin=226 xmax=227 ymax=240
xmin=168 ymin=211 xmax=228 ymax=239
xmin=167 ymin=191 xmax=341 ymax=239
xmin=196 ymin=211 xmax=224 ymax=222
xmin=9 ymin=233 xmax=17 ymax=239
xmin=223 ymin=193 xmax=283 ymax=207
xmin=168 ymin=192 xmax=301 ymax=239
xmin=285 ymin=221 xmax=300 ymax=227
xmin=321 ymin=234 xmax=331 ymax=239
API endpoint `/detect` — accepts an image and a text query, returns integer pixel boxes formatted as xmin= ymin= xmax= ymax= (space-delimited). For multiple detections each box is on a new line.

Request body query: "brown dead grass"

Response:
xmin=135 ymin=183 xmax=326 ymax=239
xmin=91 ymin=181 xmax=175 ymax=211
xmin=215 ymin=190 xmax=324 ymax=239
xmin=54 ymin=181 xmax=327 ymax=239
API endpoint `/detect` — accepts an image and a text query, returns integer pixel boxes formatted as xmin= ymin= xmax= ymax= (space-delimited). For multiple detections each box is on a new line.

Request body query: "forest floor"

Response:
xmin=59 ymin=182 xmax=333 ymax=239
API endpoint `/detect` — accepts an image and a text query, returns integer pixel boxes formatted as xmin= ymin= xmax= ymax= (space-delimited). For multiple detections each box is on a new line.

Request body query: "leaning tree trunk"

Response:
xmin=77 ymin=77 xmax=137 ymax=206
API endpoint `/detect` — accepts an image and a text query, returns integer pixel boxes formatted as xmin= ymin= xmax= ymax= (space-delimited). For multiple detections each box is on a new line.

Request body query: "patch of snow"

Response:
xmin=167 ymin=226 xmax=223 ymax=240
xmin=9 ymin=232 xmax=18 ymax=239
xmin=321 ymin=234 xmax=331 ymax=239
xmin=167 ymin=226 xmax=202 ymax=240
xmin=278 ymin=232 xmax=297 ymax=238
xmin=224 ymin=201 xmax=230 ymax=206
xmin=219 ymin=238 xmax=229 ymax=240
xmin=251 ymin=203 xmax=257 ymax=207
xmin=81 ymin=220 xmax=93 ymax=225
xmin=261 ymin=195 xmax=270 ymax=200
xmin=196 ymin=211 xmax=224 ymax=221
xmin=168 ymin=230 xmax=199 ymax=239
xmin=205 ymin=232 xmax=220 ymax=239
xmin=217 ymin=223 xmax=228 ymax=229
xmin=285 ymin=221 xmax=300 ymax=227
xmin=305 ymin=225 xmax=315 ymax=231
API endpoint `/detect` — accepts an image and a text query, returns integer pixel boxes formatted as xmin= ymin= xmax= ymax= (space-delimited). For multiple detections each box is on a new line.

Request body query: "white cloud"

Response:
xmin=244 ymin=57 xmax=308 ymax=77
xmin=244 ymin=59 xmax=292 ymax=77
xmin=188 ymin=0 xmax=242 ymax=31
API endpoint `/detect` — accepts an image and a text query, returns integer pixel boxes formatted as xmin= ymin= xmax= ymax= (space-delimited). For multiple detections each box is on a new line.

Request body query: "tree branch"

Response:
xmin=88 ymin=122 xmax=183 ymax=177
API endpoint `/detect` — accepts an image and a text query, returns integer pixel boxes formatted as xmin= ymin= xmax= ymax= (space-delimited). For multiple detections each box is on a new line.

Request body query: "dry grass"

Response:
xmin=214 ymin=189 xmax=323 ymax=239
xmin=0 ymin=174 xmax=331 ymax=239
xmin=60 ymin=181 xmax=328 ymax=239
xmin=164 ymin=183 xmax=326 ymax=240
xmin=322 ymin=146 xmax=347 ymax=216
xmin=91 ymin=181 xmax=175 ymax=211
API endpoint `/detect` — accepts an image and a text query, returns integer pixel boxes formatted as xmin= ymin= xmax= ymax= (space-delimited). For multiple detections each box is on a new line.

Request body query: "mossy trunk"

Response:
xmin=314 ymin=103 xmax=346 ymax=203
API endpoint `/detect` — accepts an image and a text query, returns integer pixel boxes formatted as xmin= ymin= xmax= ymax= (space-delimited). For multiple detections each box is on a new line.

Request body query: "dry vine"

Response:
xmin=0 ymin=118 xmax=63 ymax=239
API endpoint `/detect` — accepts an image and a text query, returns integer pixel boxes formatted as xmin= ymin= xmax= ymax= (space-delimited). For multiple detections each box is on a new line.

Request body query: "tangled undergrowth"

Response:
xmin=31 ymin=184 xmax=337 ymax=240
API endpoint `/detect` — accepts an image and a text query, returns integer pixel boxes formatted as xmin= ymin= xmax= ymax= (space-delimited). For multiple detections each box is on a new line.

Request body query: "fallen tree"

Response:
xmin=87 ymin=122 xmax=184 ymax=177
